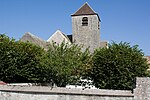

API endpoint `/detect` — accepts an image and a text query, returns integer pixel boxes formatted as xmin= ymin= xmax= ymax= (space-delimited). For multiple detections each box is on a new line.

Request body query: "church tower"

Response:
xmin=71 ymin=3 xmax=100 ymax=52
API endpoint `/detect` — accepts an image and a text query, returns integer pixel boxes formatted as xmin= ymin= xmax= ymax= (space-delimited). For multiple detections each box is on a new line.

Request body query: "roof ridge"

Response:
xmin=60 ymin=31 xmax=72 ymax=43
xmin=23 ymin=32 xmax=46 ymax=42
xmin=85 ymin=2 xmax=96 ymax=13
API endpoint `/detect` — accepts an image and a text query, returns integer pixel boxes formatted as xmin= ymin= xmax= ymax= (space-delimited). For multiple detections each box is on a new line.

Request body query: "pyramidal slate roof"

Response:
xmin=20 ymin=32 xmax=48 ymax=49
xmin=71 ymin=2 xmax=100 ymax=21
xmin=72 ymin=2 xmax=97 ymax=16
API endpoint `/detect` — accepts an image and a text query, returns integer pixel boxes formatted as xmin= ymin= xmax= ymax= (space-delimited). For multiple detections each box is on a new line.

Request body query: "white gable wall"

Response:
xmin=47 ymin=30 xmax=71 ymax=45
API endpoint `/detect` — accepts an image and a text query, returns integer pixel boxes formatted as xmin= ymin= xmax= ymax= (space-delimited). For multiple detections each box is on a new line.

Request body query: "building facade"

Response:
xmin=71 ymin=3 xmax=101 ymax=52
xmin=20 ymin=3 xmax=107 ymax=52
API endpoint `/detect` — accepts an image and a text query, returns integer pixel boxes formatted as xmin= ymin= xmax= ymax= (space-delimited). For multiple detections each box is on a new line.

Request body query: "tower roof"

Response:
xmin=72 ymin=3 xmax=96 ymax=16
xmin=71 ymin=3 xmax=100 ymax=21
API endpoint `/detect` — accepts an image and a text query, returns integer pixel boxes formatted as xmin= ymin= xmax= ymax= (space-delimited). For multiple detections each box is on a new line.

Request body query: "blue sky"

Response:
xmin=0 ymin=0 xmax=150 ymax=55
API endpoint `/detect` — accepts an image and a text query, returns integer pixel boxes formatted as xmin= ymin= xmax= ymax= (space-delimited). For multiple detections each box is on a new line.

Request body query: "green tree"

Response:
xmin=89 ymin=42 xmax=149 ymax=90
xmin=42 ymin=42 xmax=91 ymax=87
xmin=0 ymin=34 xmax=45 ymax=83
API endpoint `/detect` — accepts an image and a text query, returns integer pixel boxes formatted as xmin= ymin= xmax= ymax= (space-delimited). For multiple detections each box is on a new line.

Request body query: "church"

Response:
xmin=20 ymin=3 xmax=108 ymax=52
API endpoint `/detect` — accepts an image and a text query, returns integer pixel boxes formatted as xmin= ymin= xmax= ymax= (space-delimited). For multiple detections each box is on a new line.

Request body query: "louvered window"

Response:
xmin=82 ymin=17 xmax=88 ymax=26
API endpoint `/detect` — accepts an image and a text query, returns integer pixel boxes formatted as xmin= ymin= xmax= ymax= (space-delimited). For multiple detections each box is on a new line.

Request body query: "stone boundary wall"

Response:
xmin=134 ymin=77 xmax=150 ymax=100
xmin=0 ymin=85 xmax=133 ymax=100
xmin=0 ymin=77 xmax=150 ymax=100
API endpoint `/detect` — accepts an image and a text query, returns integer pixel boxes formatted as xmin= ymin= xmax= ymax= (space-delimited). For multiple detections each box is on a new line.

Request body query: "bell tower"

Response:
xmin=71 ymin=3 xmax=100 ymax=52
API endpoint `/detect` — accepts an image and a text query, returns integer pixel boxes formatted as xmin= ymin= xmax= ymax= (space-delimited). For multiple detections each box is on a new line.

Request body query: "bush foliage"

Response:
xmin=0 ymin=34 xmax=149 ymax=89
xmin=89 ymin=42 xmax=149 ymax=90
xmin=0 ymin=34 xmax=45 ymax=83
xmin=0 ymin=35 xmax=91 ymax=86
xmin=41 ymin=42 xmax=91 ymax=87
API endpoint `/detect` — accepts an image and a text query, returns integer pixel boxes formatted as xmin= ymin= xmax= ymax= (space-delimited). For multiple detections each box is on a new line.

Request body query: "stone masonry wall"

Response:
xmin=0 ymin=86 xmax=133 ymax=100
xmin=134 ymin=77 xmax=150 ymax=100
xmin=72 ymin=15 xmax=100 ymax=53
xmin=1 ymin=77 xmax=150 ymax=100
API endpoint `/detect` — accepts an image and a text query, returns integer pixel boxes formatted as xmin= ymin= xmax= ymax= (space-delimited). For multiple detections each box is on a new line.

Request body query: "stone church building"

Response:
xmin=21 ymin=3 xmax=108 ymax=52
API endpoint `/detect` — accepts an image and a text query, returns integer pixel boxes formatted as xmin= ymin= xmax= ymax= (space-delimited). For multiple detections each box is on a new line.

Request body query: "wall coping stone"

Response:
xmin=0 ymin=85 xmax=134 ymax=97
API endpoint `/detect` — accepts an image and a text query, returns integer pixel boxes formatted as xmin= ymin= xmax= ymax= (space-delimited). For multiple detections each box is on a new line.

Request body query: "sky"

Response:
xmin=0 ymin=0 xmax=150 ymax=55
